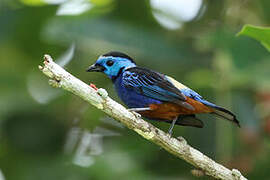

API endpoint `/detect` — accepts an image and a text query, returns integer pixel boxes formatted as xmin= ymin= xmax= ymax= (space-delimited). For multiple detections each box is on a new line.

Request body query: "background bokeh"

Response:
xmin=1 ymin=0 xmax=270 ymax=179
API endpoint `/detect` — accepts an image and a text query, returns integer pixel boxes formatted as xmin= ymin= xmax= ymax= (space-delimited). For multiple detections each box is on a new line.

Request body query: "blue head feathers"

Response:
xmin=87 ymin=51 xmax=136 ymax=79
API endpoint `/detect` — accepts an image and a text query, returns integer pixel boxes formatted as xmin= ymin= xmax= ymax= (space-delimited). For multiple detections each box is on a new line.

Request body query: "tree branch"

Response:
xmin=39 ymin=55 xmax=247 ymax=180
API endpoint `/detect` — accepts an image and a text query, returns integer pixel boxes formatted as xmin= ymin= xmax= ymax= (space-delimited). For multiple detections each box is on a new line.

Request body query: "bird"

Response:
xmin=86 ymin=51 xmax=240 ymax=135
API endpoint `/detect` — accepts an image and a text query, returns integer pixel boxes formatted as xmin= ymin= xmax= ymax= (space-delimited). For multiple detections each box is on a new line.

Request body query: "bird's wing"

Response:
xmin=122 ymin=67 xmax=194 ymax=110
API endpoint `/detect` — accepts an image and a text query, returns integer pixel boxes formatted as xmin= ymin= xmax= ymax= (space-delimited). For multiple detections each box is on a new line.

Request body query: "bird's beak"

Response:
xmin=86 ymin=64 xmax=105 ymax=72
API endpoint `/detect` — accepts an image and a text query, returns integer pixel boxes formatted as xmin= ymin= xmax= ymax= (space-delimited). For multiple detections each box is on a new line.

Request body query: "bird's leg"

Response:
xmin=128 ymin=107 xmax=151 ymax=112
xmin=168 ymin=117 xmax=178 ymax=137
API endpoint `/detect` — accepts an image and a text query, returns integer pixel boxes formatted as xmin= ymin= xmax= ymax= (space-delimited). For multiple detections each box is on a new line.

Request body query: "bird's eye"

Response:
xmin=106 ymin=60 xmax=114 ymax=66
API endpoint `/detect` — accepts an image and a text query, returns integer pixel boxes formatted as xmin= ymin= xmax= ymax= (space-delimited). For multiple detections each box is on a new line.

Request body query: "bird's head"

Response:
xmin=86 ymin=51 xmax=136 ymax=79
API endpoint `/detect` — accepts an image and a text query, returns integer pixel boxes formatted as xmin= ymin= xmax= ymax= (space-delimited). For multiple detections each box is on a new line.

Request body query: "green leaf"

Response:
xmin=237 ymin=24 xmax=270 ymax=51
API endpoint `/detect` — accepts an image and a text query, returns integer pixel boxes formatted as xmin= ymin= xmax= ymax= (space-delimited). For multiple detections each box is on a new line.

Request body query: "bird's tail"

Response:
xmin=211 ymin=106 xmax=240 ymax=127
xmin=198 ymin=98 xmax=240 ymax=127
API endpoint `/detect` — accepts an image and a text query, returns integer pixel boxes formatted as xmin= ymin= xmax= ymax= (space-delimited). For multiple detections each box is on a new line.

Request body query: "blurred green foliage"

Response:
xmin=0 ymin=0 xmax=270 ymax=179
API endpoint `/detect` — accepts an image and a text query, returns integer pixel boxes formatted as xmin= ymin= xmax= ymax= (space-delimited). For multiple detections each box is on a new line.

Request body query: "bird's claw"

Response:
xmin=128 ymin=110 xmax=141 ymax=118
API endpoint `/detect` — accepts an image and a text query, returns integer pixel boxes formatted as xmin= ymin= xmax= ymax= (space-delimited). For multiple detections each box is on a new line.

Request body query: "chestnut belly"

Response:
xmin=139 ymin=97 xmax=214 ymax=121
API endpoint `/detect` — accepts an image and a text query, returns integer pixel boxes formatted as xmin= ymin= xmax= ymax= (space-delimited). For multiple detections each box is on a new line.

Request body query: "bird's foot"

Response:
xmin=128 ymin=108 xmax=152 ymax=118
xmin=129 ymin=110 xmax=141 ymax=118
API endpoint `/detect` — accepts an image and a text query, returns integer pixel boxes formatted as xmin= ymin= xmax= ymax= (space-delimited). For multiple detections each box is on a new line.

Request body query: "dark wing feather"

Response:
xmin=122 ymin=67 xmax=194 ymax=110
